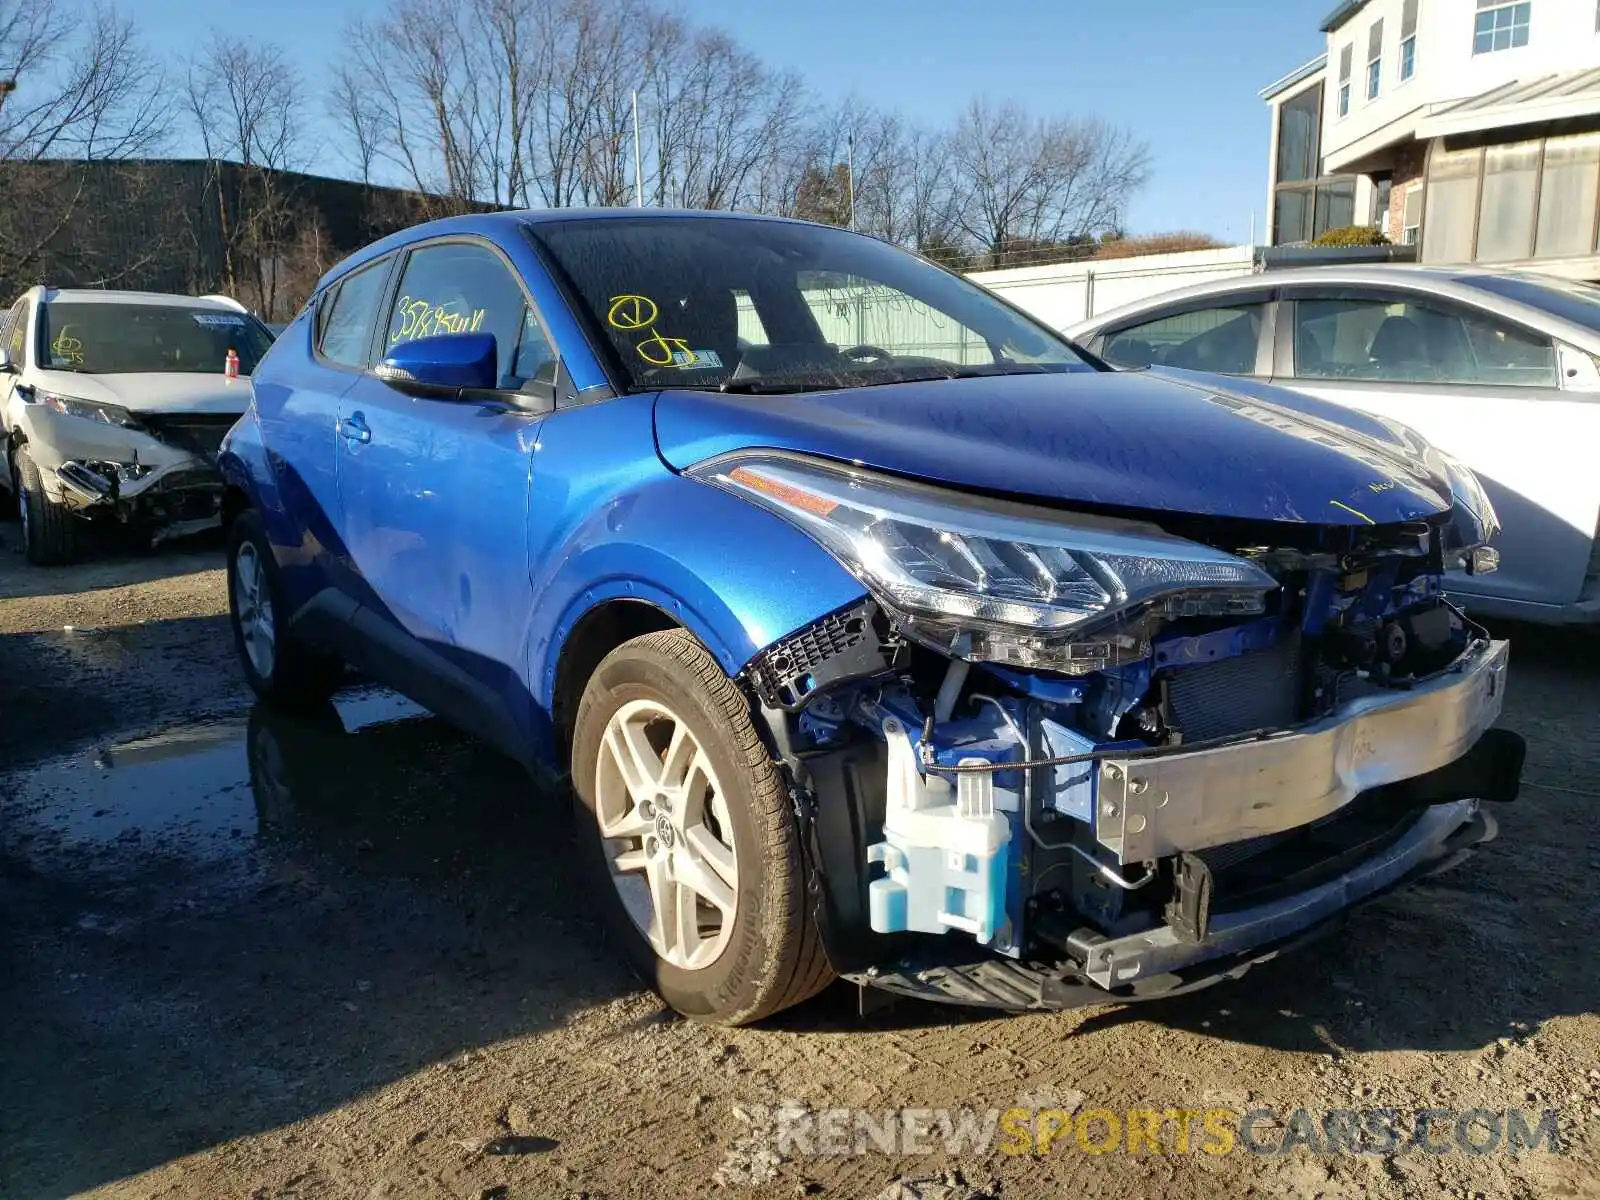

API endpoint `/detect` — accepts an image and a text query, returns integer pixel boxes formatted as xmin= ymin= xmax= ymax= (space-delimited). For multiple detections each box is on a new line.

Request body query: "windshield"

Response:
xmin=530 ymin=216 xmax=1094 ymax=393
xmin=36 ymin=303 xmax=274 ymax=375
xmin=1464 ymin=273 xmax=1600 ymax=335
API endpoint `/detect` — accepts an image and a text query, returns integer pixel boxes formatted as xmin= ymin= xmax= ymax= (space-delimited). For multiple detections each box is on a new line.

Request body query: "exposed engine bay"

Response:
xmin=738 ymin=494 xmax=1525 ymax=1011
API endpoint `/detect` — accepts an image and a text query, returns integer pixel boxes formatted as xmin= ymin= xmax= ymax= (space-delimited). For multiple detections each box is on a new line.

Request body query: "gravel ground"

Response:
xmin=0 ymin=529 xmax=1597 ymax=1200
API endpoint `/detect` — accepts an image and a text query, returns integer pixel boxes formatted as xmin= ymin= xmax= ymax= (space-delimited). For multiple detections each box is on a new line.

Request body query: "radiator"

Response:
xmin=1164 ymin=633 xmax=1302 ymax=743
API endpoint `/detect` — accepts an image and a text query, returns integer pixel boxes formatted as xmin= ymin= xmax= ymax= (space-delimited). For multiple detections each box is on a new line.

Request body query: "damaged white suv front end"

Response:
xmin=0 ymin=288 xmax=269 ymax=563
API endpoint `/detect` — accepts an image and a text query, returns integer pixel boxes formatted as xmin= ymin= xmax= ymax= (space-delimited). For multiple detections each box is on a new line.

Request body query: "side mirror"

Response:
xmin=374 ymin=332 xmax=498 ymax=395
xmin=0 ymin=346 xmax=14 ymax=374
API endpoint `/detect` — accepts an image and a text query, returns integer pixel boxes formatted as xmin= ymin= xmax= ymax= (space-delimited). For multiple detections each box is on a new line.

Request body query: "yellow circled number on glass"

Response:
xmin=607 ymin=294 xmax=659 ymax=331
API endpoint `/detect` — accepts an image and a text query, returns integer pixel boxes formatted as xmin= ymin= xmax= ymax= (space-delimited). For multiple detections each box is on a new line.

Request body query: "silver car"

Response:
xmin=1068 ymin=266 xmax=1600 ymax=626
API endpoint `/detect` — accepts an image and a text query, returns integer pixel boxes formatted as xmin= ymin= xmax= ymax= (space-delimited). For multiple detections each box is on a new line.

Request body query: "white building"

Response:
xmin=1263 ymin=0 xmax=1600 ymax=278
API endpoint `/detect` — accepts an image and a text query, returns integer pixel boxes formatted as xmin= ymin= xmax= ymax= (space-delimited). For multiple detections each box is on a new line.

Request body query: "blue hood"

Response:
xmin=653 ymin=368 xmax=1454 ymax=527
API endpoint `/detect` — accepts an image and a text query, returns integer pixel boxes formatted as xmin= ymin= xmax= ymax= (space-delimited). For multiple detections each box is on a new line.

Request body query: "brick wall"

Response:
xmin=1386 ymin=140 xmax=1428 ymax=241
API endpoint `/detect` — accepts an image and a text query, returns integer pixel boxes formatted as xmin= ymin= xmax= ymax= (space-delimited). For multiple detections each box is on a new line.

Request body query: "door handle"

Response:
xmin=339 ymin=413 xmax=371 ymax=444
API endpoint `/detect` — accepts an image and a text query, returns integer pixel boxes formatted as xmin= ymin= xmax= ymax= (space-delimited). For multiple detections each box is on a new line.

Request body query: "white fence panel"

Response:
xmin=967 ymin=246 xmax=1258 ymax=331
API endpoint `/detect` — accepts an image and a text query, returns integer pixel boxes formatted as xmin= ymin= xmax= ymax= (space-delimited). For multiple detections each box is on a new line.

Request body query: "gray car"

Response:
xmin=1068 ymin=266 xmax=1600 ymax=626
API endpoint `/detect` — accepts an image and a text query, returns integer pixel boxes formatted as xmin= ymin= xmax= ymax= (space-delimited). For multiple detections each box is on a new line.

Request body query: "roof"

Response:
xmin=37 ymin=288 xmax=247 ymax=308
xmin=1260 ymin=54 xmax=1329 ymax=102
xmin=314 ymin=207 xmax=825 ymax=293
xmin=1416 ymin=67 xmax=1600 ymax=139
xmin=1067 ymin=264 xmax=1600 ymax=346
xmin=1319 ymin=0 xmax=1371 ymax=34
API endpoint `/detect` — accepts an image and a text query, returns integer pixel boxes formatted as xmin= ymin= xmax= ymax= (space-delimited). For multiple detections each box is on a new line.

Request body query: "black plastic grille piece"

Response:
xmin=1164 ymin=633 xmax=1302 ymax=742
xmin=745 ymin=600 xmax=894 ymax=710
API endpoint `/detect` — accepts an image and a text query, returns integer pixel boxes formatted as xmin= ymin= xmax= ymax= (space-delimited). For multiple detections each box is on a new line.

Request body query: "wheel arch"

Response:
xmin=220 ymin=482 xmax=250 ymax=534
xmin=550 ymin=597 xmax=685 ymax=756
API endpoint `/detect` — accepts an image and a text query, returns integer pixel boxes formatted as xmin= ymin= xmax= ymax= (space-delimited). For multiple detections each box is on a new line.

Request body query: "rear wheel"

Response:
xmin=15 ymin=444 xmax=77 ymax=564
xmin=227 ymin=510 xmax=342 ymax=706
xmin=571 ymin=629 xmax=833 ymax=1024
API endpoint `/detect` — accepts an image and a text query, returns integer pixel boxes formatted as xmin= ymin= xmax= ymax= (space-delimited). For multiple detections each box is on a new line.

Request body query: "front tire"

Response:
xmin=571 ymin=629 xmax=833 ymax=1024
xmin=227 ymin=510 xmax=342 ymax=706
xmin=15 ymin=444 xmax=77 ymax=564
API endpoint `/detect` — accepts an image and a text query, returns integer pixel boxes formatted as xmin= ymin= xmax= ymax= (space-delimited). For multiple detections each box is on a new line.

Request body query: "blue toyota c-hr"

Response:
xmin=222 ymin=210 xmax=1523 ymax=1025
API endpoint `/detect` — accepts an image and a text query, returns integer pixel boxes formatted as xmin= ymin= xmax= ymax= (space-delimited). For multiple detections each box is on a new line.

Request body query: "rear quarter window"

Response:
xmin=317 ymin=259 xmax=393 ymax=369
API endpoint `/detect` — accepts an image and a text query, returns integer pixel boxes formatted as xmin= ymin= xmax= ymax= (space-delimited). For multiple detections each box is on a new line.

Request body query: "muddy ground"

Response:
xmin=1 ymin=531 xmax=1597 ymax=1200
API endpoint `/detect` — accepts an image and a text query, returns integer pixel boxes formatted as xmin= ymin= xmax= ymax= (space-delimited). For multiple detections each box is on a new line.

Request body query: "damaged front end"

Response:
xmin=697 ymin=451 xmax=1525 ymax=1012
xmin=26 ymin=393 xmax=239 ymax=538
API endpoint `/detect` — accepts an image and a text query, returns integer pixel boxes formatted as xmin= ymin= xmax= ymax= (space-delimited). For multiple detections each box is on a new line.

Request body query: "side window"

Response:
xmin=385 ymin=241 xmax=551 ymax=389
xmin=1292 ymin=296 xmax=1557 ymax=387
xmin=1101 ymin=305 xmax=1265 ymax=375
xmin=7 ymin=301 xmax=29 ymax=365
xmin=511 ymin=308 xmax=558 ymax=385
xmin=318 ymin=260 xmax=392 ymax=369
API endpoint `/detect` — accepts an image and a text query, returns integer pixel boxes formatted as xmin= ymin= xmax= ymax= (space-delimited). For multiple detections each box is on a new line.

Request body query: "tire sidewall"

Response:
xmin=228 ymin=512 xmax=282 ymax=697
xmin=571 ymin=640 xmax=792 ymax=1020
xmin=16 ymin=445 xmax=40 ymax=559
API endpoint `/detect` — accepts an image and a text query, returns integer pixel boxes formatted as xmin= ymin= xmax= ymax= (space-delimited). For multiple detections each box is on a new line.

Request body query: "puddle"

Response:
xmin=2 ymin=687 xmax=432 ymax=871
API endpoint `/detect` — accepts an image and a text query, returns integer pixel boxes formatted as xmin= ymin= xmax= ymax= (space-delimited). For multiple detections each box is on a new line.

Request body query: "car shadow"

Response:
xmin=0 ymin=615 xmax=248 ymax=763
xmin=0 ymin=684 xmax=636 ymax=1198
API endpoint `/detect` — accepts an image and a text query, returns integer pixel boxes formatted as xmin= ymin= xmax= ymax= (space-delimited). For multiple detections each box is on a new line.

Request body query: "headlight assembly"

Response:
xmin=31 ymin=390 xmax=141 ymax=429
xmin=689 ymin=451 xmax=1277 ymax=674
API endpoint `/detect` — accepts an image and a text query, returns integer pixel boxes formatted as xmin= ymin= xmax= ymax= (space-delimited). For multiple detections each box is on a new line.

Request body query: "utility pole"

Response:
xmin=846 ymin=132 xmax=856 ymax=231
xmin=632 ymin=90 xmax=644 ymax=207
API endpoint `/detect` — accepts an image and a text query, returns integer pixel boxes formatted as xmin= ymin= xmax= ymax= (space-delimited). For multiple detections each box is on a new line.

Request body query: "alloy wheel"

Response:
xmin=594 ymin=698 xmax=739 ymax=970
xmin=233 ymin=541 xmax=276 ymax=679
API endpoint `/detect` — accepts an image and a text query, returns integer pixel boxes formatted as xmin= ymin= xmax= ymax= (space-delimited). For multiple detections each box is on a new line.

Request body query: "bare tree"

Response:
xmin=182 ymin=34 xmax=311 ymax=316
xmin=326 ymin=64 xmax=381 ymax=185
xmin=319 ymin=0 xmax=1163 ymax=272
xmin=0 ymin=0 xmax=171 ymax=292
xmin=947 ymin=98 xmax=1150 ymax=268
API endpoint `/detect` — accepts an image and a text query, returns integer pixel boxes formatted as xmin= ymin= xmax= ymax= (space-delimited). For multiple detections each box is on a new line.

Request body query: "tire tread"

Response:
xmin=16 ymin=446 xmax=77 ymax=564
xmin=579 ymin=628 xmax=834 ymax=1024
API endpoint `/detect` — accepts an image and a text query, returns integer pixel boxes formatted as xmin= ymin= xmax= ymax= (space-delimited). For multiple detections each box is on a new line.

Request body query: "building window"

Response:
xmin=1366 ymin=19 xmax=1384 ymax=101
xmin=1275 ymin=177 xmax=1358 ymax=244
xmin=1474 ymin=1 xmax=1531 ymax=54
xmin=1424 ymin=146 xmax=1482 ymax=264
xmin=1535 ymin=132 xmax=1600 ymax=258
xmin=1476 ymin=141 xmax=1541 ymax=262
xmin=1421 ymin=132 xmax=1600 ymax=265
xmin=1316 ymin=179 xmax=1357 ymax=232
xmin=1338 ymin=45 xmax=1353 ymax=116
xmin=1276 ymin=83 xmax=1322 ymax=184
xmin=1373 ymin=175 xmax=1393 ymax=231
xmin=1402 ymin=186 xmax=1423 ymax=245
xmin=1400 ymin=0 xmax=1418 ymax=79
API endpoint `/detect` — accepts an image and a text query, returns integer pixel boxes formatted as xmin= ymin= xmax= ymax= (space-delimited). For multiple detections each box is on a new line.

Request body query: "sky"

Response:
xmin=134 ymin=0 xmax=1332 ymax=244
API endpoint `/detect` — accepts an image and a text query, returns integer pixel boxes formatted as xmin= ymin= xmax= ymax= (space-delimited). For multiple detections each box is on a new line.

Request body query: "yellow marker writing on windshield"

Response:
xmin=635 ymin=332 xmax=693 ymax=366
xmin=51 ymin=331 xmax=84 ymax=366
xmin=607 ymin=294 xmax=659 ymax=331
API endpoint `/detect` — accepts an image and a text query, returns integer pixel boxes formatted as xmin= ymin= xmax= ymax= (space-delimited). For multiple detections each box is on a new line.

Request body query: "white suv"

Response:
xmin=0 ymin=288 xmax=274 ymax=563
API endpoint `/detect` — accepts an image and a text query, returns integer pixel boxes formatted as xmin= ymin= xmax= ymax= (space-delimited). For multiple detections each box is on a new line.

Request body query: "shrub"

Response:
xmin=1312 ymin=224 xmax=1390 ymax=247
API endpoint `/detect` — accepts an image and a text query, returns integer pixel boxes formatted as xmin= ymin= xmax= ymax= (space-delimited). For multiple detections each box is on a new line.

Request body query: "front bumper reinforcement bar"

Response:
xmin=1093 ymin=638 xmax=1509 ymax=864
